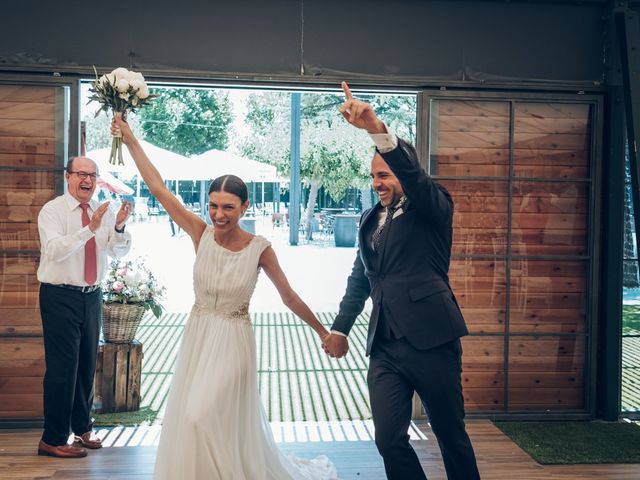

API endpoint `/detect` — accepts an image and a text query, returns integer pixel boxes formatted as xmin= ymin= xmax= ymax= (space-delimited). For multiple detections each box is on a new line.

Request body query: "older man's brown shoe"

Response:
xmin=74 ymin=431 xmax=102 ymax=449
xmin=37 ymin=440 xmax=87 ymax=458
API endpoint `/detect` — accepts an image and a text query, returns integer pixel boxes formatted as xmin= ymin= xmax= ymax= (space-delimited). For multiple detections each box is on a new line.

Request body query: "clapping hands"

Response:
xmin=115 ymin=200 xmax=133 ymax=230
xmin=88 ymin=202 xmax=110 ymax=233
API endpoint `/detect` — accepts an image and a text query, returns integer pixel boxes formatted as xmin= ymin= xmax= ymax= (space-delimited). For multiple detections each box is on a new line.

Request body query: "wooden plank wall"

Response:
xmin=0 ymin=85 xmax=59 ymax=421
xmin=432 ymin=99 xmax=591 ymax=413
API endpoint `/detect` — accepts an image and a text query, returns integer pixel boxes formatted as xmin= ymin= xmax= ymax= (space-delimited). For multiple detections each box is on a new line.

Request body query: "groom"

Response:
xmin=323 ymin=82 xmax=480 ymax=480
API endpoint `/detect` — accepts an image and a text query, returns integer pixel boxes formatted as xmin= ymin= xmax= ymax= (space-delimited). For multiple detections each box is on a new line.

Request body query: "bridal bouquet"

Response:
xmin=102 ymin=257 xmax=165 ymax=318
xmin=89 ymin=66 xmax=157 ymax=165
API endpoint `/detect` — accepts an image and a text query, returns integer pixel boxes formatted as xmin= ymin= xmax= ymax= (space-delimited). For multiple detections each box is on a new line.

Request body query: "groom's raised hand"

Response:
xmin=322 ymin=333 xmax=349 ymax=358
xmin=339 ymin=81 xmax=387 ymax=134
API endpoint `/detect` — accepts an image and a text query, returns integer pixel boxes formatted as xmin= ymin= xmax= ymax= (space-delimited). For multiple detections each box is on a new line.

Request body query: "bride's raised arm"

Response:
xmin=112 ymin=115 xmax=207 ymax=244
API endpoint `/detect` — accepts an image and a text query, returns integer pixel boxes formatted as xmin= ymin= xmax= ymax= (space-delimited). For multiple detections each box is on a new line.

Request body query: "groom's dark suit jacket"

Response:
xmin=332 ymin=139 xmax=468 ymax=355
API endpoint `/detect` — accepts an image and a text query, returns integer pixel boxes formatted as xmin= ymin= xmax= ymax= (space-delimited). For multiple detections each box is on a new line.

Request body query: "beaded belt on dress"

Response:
xmin=192 ymin=303 xmax=250 ymax=324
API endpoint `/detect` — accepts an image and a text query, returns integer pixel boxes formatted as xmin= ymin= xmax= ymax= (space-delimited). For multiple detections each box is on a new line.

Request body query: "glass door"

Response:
xmin=0 ymin=77 xmax=79 ymax=425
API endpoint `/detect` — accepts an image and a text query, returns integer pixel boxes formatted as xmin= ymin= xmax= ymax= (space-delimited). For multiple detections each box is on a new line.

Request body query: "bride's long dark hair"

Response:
xmin=208 ymin=175 xmax=248 ymax=203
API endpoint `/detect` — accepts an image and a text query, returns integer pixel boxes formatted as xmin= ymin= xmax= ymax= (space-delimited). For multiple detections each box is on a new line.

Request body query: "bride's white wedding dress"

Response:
xmin=154 ymin=226 xmax=338 ymax=480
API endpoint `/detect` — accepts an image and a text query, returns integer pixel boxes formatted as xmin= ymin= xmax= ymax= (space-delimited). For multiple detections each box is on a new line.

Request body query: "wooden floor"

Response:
xmin=1 ymin=421 xmax=639 ymax=479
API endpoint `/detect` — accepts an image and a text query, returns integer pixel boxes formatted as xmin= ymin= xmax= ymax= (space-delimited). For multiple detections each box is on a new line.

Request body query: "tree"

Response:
xmin=240 ymin=91 xmax=372 ymax=239
xmin=367 ymin=94 xmax=417 ymax=143
xmin=299 ymin=123 xmax=371 ymax=239
xmin=239 ymin=90 xmax=417 ymax=240
xmin=240 ymin=92 xmax=290 ymax=168
xmin=137 ymin=88 xmax=233 ymax=156
xmin=82 ymin=109 xmax=143 ymax=152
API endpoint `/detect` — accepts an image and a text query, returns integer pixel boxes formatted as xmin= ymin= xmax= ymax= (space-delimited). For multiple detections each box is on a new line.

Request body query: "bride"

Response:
xmin=112 ymin=115 xmax=339 ymax=480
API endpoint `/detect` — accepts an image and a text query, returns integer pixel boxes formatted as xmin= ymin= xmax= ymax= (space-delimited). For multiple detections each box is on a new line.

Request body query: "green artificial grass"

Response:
xmin=494 ymin=421 xmax=640 ymax=464
xmin=622 ymin=304 xmax=640 ymax=334
xmin=92 ymin=406 xmax=158 ymax=427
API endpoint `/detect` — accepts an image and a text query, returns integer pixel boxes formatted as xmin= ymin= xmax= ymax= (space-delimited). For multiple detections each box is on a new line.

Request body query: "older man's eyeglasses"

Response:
xmin=69 ymin=171 xmax=97 ymax=180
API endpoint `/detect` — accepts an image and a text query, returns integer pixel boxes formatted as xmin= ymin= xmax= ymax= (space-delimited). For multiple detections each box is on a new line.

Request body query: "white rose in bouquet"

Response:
xmin=129 ymin=79 xmax=144 ymax=91
xmin=111 ymin=67 xmax=132 ymax=80
xmin=89 ymin=66 xmax=158 ymax=165
xmin=137 ymin=85 xmax=150 ymax=99
xmin=115 ymin=78 xmax=130 ymax=93
xmin=130 ymin=71 xmax=145 ymax=82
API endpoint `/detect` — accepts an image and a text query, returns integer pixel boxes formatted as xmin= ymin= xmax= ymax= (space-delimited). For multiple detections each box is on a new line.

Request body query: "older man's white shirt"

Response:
xmin=37 ymin=192 xmax=131 ymax=286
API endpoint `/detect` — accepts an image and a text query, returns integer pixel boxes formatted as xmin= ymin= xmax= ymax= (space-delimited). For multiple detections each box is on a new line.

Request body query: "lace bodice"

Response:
xmin=192 ymin=226 xmax=270 ymax=319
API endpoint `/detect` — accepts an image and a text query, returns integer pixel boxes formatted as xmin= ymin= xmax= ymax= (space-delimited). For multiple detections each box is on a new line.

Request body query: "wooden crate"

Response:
xmin=94 ymin=340 xmax=143 ymax=413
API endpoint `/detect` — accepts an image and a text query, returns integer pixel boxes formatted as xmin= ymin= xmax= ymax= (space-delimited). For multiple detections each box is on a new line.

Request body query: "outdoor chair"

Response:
xmin=321 ymin=214 xmax=335 ymax=236
xmin=271 ymin=212 xmax=285 ymax=228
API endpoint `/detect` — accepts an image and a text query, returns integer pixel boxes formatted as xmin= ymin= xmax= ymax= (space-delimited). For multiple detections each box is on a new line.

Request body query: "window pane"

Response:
xmin=450 ymin=259 xmax=506 ymax=334
xmin=462 ymin=336 xmax=505 ymax=411
xmin=510 ymin=259 xmax=587 ymax=334
xmin=513 ymin=102 xmax=591 ymax=179
xmin=430 ymin=99 xmax=509 ymax=177
xmin=441 ymin=179 xmax=508 ymax=255
xmin=511 ymin=181 xmax=589 ymax=256
xmin=508 ymin=335 xmax=585 ymax=411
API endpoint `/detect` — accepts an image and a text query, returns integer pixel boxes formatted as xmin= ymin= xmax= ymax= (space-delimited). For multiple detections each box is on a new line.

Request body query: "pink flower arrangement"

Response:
xmin=102 ymin=258 xmax=165 ymax=318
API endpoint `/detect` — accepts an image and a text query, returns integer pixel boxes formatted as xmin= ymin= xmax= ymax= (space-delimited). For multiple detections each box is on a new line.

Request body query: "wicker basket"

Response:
xmin=102 ymin=303 xmax=146 ymax=343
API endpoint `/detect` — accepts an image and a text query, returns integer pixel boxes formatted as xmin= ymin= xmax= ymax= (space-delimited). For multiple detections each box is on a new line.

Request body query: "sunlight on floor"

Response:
xmin=93 ymin=420 xmax=428 ymax=448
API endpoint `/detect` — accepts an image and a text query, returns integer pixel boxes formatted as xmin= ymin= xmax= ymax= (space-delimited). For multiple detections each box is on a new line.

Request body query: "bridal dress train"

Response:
xmin=153 ymin=226 xmax=338 ymax=480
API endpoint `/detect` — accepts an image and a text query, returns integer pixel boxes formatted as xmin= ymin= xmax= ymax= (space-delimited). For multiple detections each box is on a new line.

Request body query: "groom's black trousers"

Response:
xmin=39 ymin=284 xmax=101 ymax=446
xmin=368 ymin=335 xmax=480 ymax=480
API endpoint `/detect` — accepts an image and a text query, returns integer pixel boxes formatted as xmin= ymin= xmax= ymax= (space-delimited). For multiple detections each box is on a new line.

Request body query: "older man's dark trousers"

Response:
xmin=39 ymin=284 xmax=101 ymax=446
xmin=368 ymin=335 xmax=480 ymax=480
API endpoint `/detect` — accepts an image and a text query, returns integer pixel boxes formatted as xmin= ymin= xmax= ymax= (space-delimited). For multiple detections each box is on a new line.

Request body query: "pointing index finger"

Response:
xmin=341 ymin=81 xmax=353 ymax=101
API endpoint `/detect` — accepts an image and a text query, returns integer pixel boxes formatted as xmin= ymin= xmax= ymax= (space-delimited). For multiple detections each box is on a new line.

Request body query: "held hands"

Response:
xmin=322 ymin=333 xmax=349 ymax=359
xmin=339 ymin=81 xmax=387 ymax=134
xmin=115 ymin=200 xmax=133 ymax=230
xmin=111 ymin=113 xmax=134 ymax=145
xmin=88 ymin=202 xmax=110 ymax=233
